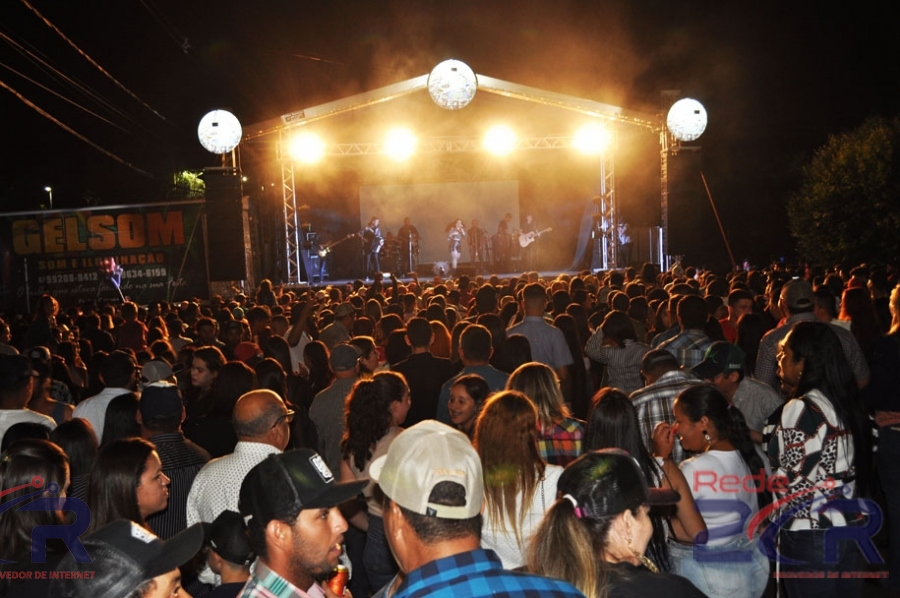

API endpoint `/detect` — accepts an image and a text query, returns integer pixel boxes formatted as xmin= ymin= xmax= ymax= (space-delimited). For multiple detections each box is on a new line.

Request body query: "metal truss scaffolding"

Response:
xmin=256 ymin=73 xmax=662 ymax=283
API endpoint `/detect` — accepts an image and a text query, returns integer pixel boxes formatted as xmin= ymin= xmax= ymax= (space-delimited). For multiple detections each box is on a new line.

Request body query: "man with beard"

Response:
xmin=237 ymin=449 xmax=366 ymax=598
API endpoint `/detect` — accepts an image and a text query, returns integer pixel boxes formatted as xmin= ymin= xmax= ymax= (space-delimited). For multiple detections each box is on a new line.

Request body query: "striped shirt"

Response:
xmin=146 ymin=432 xmax=210 ymax=540
xmin=584 ymin=328 xmax=650 ymax=395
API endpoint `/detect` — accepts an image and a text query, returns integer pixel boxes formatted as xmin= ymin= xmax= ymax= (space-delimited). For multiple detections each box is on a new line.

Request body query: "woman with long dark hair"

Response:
xmin=86 ymin=437 xmax=170 ymax=533
xmin=50 ymin=418 xmax=97 ymax=501
xmin=475 ymin=390 xmax=563 ymax=569
xmin=186 ymin=361 xmax=256 ymax=458
xmin=585 ymin=311 xmax=649 ymax=395
xmin=584 ymin=389 xmax=705 ymax=572
xmin=186 ymin=345 xmax=225 ymax=420
xmin=0 ymin=440 xmax=71 ymax=596
xmin=339 ymin=371 xmax=411 ymax=591
xmin=767 ymin=321 xmax=874 ymax=597
xmin=655 ymin=384 xmax=769 ymax=598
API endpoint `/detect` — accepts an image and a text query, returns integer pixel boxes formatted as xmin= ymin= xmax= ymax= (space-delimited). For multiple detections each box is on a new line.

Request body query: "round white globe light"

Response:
xmin=197 ymin=109 xmax=243 ymax=154
xmin=666 ymin=98 xmax=707 ymax=142
xmin=428 ymin=59 xmax=477 ymax=110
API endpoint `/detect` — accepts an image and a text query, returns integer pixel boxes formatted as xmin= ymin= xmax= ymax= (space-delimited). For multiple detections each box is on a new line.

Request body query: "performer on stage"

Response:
xmin=617 ymin=220 xmax=632 ymax=267
xmin=495 ymin=212 xmax=512 ymax=271
xmin=446 ymin=218 xmax=466 ymax=274
xmin=397 ymin=216 xmax=420 ymax=274
xmin=521 ymin=214 xmax=537 ymax=271
xmin=468 ymin=219 xmax=487 ymax=272
xmin=361 ymin=216 xmax=384 ymax=279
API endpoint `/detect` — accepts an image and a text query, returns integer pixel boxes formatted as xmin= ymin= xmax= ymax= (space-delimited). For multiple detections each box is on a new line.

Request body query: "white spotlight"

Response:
xmin=483 ymin=125 xmax=517 ymax=156
xmin=383 ymin=128 xmax=418 ymax=162
xmin=573 ymin=123 xmax=611 ymax=155
xmin=289 ymin=132 xmax=325 ymax=164
xmin=667 ymin=98 xmax=707 ymax=142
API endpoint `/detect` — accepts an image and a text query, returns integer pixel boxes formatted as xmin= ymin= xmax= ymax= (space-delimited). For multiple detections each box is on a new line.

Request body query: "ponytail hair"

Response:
xmin=676 ymin=384 xmax=767 ymax=506
xmin=527 ymin=497 xmax=611 ymax=598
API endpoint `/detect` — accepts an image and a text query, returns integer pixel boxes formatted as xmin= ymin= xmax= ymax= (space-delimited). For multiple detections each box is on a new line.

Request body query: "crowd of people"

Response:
xmin=1 ymin=260 xmax=899 ymax=598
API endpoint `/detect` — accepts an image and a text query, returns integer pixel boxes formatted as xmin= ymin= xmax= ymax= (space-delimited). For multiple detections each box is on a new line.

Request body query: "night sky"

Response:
xmin=1 ymin=1 xmax=896 ymax=268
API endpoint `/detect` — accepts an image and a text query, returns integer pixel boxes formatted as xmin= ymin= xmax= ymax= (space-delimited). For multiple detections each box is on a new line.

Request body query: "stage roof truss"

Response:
xmin=252 ymin=70 xmax=659 ymax=283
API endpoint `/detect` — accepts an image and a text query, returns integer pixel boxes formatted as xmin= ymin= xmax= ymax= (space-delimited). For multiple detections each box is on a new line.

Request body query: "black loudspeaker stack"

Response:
xmin=204 ymin=168 xmax=247 ymax=281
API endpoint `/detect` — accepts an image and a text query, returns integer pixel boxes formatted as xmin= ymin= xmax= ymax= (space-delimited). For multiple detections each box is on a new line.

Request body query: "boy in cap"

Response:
xmin=204 ymin=510 xmax=254 ymax=598
xmin=51 ymin=519 xmax=204 ymax=598
xmin=369 ymin=421 xmax=584 ymax=598
xmin=691 ymin=341 xmax=782 ymax=442
xmin=237 ymin=449 xmax=366 ymax=598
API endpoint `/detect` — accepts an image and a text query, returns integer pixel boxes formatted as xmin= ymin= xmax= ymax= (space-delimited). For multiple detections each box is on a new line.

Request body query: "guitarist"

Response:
xmin=521 ymin=214 xmax=538 ymax=271
xmin=361 ymin=216 xmax=384 ymax=279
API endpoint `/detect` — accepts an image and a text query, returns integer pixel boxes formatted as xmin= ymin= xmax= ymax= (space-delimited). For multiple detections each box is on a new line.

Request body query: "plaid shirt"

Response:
xmin=238 ymin=561 xmax=326 ymax=598
xmin=393 ymin=548 xmax=585 ymax=598
xmin=629 ymin=370 xmax=701 ymax=464
xmin=657 ymin=329 xmax=712 ymax=369
xmin=537 ymin=417 xmax=584 ymax=466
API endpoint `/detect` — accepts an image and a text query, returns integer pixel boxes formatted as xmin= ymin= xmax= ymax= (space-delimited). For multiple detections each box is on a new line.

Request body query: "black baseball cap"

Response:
xmin=691 ymin=341 xmax=746 ymax=380
xmin=50 ymin=520 xmax=203 ymax=598
xmin=239 ymin=449 xmax=366 ymax=525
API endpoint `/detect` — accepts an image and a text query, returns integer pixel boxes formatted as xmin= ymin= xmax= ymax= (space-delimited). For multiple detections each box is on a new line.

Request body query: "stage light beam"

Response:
xmin=573 ymin=124 xmax=610 ymax=155
xmin=483 ymin=125 xmax=517 ymax=156
xmin=383 ymin=128 xmax=417 ymax=162
xmin=289 ymin=132 xmax=325 ymax=164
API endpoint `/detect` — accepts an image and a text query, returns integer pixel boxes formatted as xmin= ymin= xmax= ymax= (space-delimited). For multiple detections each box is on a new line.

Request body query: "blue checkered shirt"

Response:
xmin=393 ymin=548 xmax=585 ymax=598
xmin=656 ymin=329 xmax=712 ymax=369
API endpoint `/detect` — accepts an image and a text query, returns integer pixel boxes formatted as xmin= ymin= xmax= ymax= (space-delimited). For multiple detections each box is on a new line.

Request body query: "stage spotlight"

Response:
xmin=573 ymin=123 xmax=610 ymax=155
xmin=289 ymin=132 xmax=325 ymax=164
xmin=483 ymin=125 xmax=517 ymax=156
xmin=383 ymin=128 xmax=417 ymax=161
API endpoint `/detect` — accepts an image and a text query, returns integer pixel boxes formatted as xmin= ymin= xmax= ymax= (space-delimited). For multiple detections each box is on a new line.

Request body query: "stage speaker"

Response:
xmin=666 ymin=151 xmax=722 ymax=264
xmin=455 ymin=265 xmax=476 ymax=277
xmin=417 ymin=263 xmax=434 ymax=276
xmin=204 ymin=168 xmax=248 ymax=281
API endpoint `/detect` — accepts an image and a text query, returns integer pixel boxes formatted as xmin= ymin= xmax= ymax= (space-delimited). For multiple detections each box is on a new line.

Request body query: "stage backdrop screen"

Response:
xmin=358 ymin=180 xmax=519 ymax=268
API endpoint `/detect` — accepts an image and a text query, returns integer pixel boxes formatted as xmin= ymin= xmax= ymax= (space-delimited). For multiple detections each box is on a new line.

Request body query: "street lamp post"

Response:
xmin=44 ymin=186 xmax=53 ymax=210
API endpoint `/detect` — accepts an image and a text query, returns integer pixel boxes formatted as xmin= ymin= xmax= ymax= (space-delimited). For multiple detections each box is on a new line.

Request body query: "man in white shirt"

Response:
xmin=72 ymin=350 xmax=139 ymax=442
xmin=186 ymin=389 xmax=292 ymax=587
xmin=186 ymin=389 xmax=292 ymax=527
xmin=0 ymin=354 xmax=56 ymax=446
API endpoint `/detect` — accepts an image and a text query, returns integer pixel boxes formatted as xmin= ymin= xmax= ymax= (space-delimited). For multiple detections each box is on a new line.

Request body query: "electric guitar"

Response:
xmin=317 ymin=234 xmax=356 ymax=258
xmin=518 ymin=227 xmax=552 ymax=248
